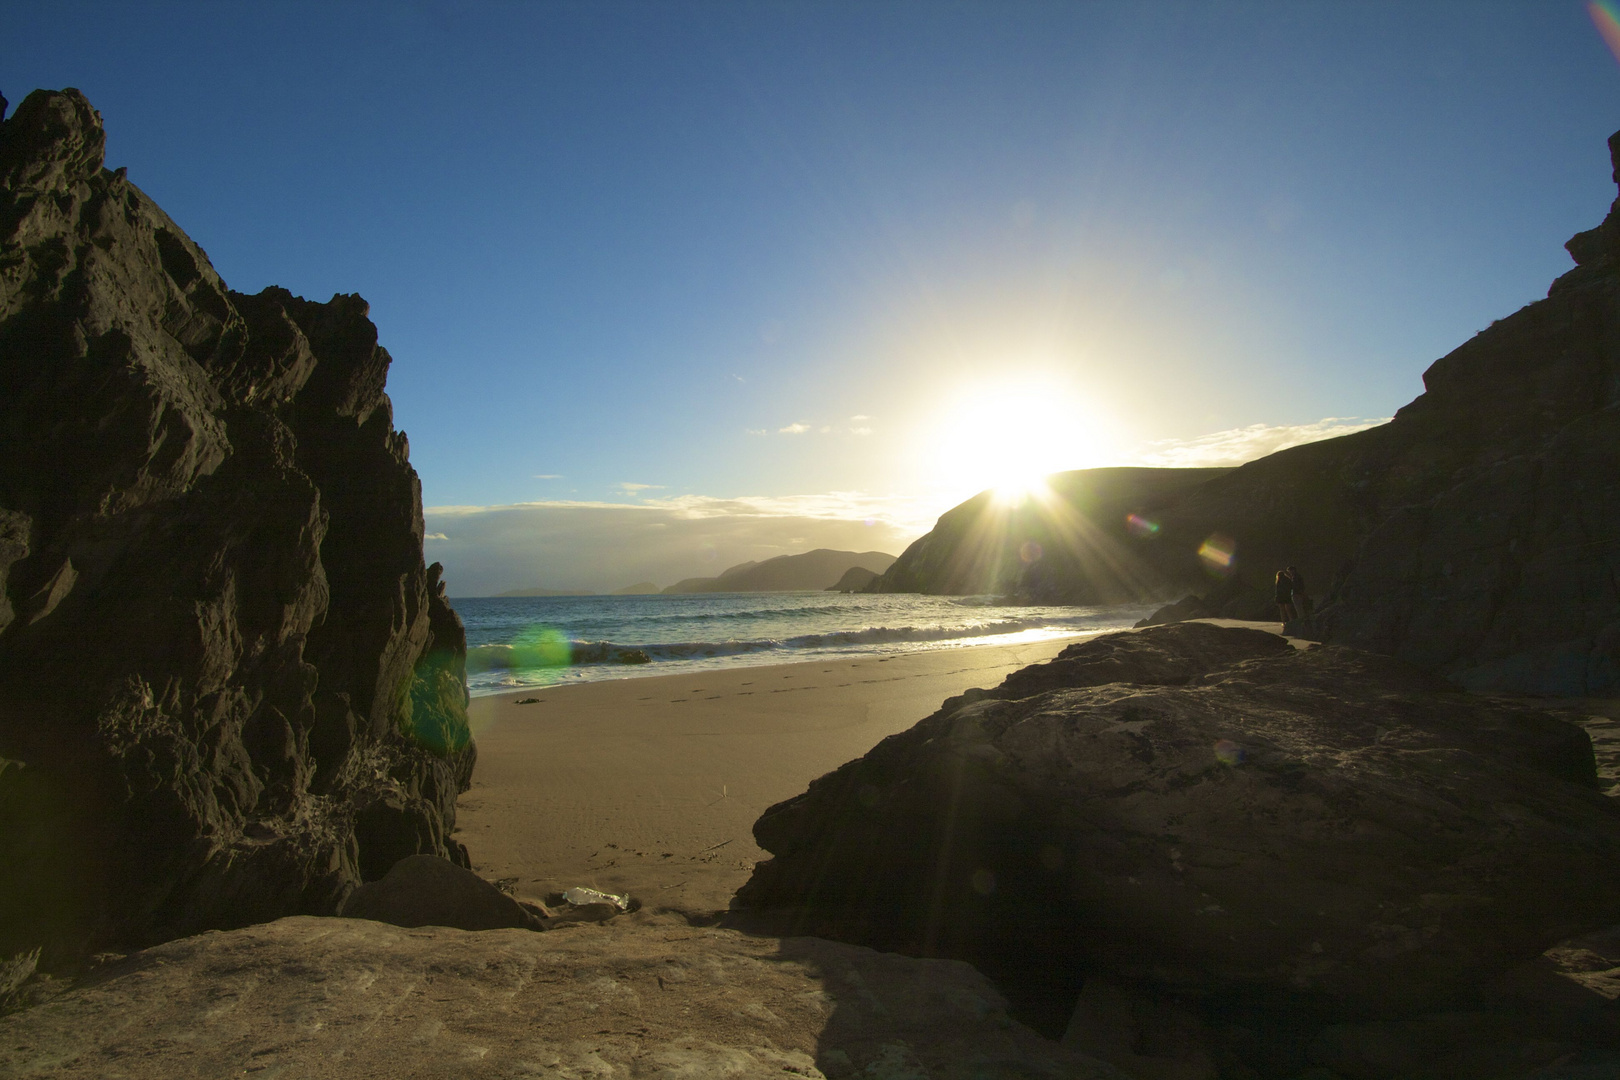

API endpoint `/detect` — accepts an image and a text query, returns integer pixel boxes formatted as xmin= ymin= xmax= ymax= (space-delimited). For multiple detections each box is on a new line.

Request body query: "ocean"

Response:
xmin=451 ymin=592 xmax=1154 ymax=696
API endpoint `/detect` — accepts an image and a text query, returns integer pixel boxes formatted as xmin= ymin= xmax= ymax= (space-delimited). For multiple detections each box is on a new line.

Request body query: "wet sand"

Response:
xmin=454 ymin=636 xmax=1091 ymax=913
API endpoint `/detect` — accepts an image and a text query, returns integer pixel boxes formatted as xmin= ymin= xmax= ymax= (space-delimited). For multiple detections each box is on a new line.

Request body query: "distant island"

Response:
xmin=611 ymin=582 xmax=661 ymax=595
xmin=663 ymin=549 xmax=896 ymax=594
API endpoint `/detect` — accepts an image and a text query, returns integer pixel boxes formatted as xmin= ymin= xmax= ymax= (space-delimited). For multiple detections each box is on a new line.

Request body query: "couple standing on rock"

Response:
xmin=1274 ymin=565 xmax=1310 ymax=622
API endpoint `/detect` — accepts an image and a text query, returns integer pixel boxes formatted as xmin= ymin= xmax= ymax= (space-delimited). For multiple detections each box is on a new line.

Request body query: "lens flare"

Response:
xmin=1198 ymin=534 xmax=1236 ymax=575
xmin=1214 ymin=739 xmax=1246 ymax=766
xmin=512 ymin=625 xmax=571 ymax=668
xmin=1591 ymin=1 xmax=1620 ymax=63
xmin=1126 ymin=513 xmax=1160 ymax=538
xmin=1019 ymin=540 xmax=1044 ymax=563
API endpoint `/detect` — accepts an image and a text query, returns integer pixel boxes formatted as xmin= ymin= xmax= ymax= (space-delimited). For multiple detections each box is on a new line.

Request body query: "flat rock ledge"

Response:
xmin=0 ymin=912 xmax=1124 ymax=1080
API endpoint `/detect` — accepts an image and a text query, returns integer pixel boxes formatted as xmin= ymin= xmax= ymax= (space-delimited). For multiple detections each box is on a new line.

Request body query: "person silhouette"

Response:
xmin=1287 ymin=565 xmax=1311 ymax=617
xmin=1273 ymin=569 xmax=1296 ymax=623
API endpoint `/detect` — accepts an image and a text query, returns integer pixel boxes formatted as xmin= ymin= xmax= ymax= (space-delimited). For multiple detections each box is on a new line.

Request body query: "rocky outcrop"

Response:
xmin=0 ymin=89 xmax=474 ymax=967
xmin=0 ymin=912 xmax=1128 ymax=1079
xmin=664 ymin=548 xmax=896 ymax=593
xmin=735 ymin=624 xmax=1620 ymax=1051
xmin=1297 ymin=135 xmax=1620 ymax=692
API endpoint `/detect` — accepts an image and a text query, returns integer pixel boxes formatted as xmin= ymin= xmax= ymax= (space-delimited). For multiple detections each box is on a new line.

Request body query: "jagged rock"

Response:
xmin=0 ymin=912 xmax=1129 ymax=1079
xmin=341 ymin=854 xmax=545 ymax=931
xmin=735 ymin=625 xmax=1620 ymax=1027
xmin=0 ymin=89 xmax=474 ymax=967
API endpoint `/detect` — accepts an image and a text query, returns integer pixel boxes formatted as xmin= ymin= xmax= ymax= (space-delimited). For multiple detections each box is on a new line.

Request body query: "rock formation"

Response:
xmin=868 ymin=129 xmax=1620 ymax=694
xmin=0 ymin=911 xmax=1128 ymax=1079
xmin=735 ymin=623 xmax=1620 ymax=1065
xmin=0 ymin=89 xmax=474 ymax=967
xmin=664 ymin=548 xmax=896 ymax=593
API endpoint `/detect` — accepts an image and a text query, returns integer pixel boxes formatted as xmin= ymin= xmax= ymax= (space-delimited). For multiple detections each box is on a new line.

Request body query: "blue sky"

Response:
xmin=11 ymin=1 xmax=1620 ymax=592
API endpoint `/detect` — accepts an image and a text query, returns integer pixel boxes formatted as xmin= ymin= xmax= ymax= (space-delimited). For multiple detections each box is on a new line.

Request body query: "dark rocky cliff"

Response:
xmin=1301 ymin=132 xmax=1620 ymax=695
xmin=0 ymin=89 xmax=474 ymax=966
xmin=869 ymin=130 xmax=1620 ymax=694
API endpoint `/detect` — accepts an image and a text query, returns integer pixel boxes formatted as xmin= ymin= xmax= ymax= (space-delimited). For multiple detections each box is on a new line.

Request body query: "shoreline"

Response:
xmin=455 ymin=619 xmax=1309 ymax=914
xmin=456 ymin=633 xmax=1103 ymax=913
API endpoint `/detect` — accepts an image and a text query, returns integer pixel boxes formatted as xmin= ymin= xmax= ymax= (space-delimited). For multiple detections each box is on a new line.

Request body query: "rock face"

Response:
xmin=1296 ymin=134 xmax=1620 ymax=695
xmin=0 ymin=913 xmax=1127 ymax=1079
xmin=0 ymin=89 xmax=474 ymax=967
xmin=735 ymin=625 xmax=1620 ymax=1032
xmin=868 ymin=130 xmax=1620 ymax=694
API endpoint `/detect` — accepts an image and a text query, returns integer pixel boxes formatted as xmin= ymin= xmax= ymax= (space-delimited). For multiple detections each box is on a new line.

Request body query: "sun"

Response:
xmin=916 ymin=372 xmax=1114 ymax=501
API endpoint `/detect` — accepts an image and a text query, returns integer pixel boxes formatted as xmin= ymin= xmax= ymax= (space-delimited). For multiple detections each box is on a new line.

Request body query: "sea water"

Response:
xmin=451 ymin=592 xmax=1154 ymax=696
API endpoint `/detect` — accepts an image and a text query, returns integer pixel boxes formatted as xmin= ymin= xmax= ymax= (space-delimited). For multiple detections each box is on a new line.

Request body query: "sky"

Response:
xmin=10 ymin=1 xmax=1620 ymax=594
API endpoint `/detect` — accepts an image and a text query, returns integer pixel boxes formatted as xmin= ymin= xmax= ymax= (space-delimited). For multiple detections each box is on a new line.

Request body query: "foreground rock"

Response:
xmin=0 ymin=913 xmax=1125 ymax=1080
xmin=0 ymin=89 xmax=472 ymax=967
xmin=735 ymin=624 xmax=1620 ymax=1041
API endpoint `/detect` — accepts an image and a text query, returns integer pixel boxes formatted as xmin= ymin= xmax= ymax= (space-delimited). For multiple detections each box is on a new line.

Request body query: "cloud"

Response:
xmin=424 ymin=492 xmax=935 ymax=596
xmin=1129 ymin=417 xmax=1389 ymax=468
xmin=424 ymin=532 xmax=448 ymax=541
xmin=849 ymin=414 xmax=871 ymax=421
xmin=745 ymin=428 xmax=767 ymax=436
xmin=532 ymin=474 xmax=562 ymax=480
xmin=618 ymin=482 xmax=665 ymax=492
xmin=778 ymin=422 xmax=810 ymax=434
xmin=850 ymin=427 xmax=872 ymax=436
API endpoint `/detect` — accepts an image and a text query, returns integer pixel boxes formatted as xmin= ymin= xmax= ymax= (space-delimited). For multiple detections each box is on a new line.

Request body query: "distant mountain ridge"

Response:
xmin=492 ymin=586 xmax=594 ymax=597
xmin=664 ymin=549 xmax=896 ymax=594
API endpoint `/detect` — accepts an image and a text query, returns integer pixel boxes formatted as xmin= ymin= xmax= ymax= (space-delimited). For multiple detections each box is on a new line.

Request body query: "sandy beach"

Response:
xmin=455 ymin=636 xmax=1097 ymax=913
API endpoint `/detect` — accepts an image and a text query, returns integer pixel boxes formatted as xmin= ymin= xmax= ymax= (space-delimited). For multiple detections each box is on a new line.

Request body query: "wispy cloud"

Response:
xmin=618 ymin=482 xmax=665 ymax=492
xmin=849 ymin=414 xmax=871 ymax=421
xmin=425 ymin=532 xmax=448 ymax=541
xmin=532 ymin=473 xmax=562 ymax=480
xmin=779 ymin=422 xmax=810 ymax=434
xmin=745 ymin=428 xmax=767 ymax=436
xmin=1129 ymin=417 xmax=1388 ymax=468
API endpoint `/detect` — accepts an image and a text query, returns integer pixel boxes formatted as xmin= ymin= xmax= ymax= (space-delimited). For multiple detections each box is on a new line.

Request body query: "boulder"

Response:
xmin=0 ymin=912 xmax=1128 ymax=1079
xmin=341 ymin=854 xmax=545 ymax=931
xmin=0 ymin=90 xmax=474 ymax=967
xmin=735 ymin=624 xmax=1620 ymax=1025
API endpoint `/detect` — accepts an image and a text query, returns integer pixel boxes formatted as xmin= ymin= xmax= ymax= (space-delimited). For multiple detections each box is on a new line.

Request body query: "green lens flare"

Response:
xmin=512 ymin=625 xmax=572 ymax=670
